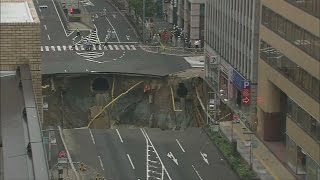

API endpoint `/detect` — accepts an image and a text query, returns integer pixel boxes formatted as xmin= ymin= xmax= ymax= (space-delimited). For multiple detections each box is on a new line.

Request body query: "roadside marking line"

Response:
xmin=104 ymin=16 xmax=120 ymax=42
xmin=127 ymin=154 xmax=135 ymax=169
xmin=89 ymin=129 xmax=95 ymax=144
xmin=141 ymin=128 xmax=172 ymax=180
xmin=192 ymin=165 xmax=203 ymax=180
xmin=44 ymin=24 xmax=47 ymax=30
xmin=116 ymin=129 xmax=123 ymax=143
xmin=51 ymin=0 xmax=69 ymax=37
xmin=140 ymin=128 xmax=149 ymax=179
xmin=97 ymin=155 xmax=104 ymax=170
xmin=176 ymin=139 xmax=185 ymax=152
xmin=47 ymin=34 xmax=51 ymax=40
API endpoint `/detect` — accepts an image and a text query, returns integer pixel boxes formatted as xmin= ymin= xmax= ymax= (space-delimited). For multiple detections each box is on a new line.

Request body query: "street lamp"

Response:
xmin=243 ymin=131 xmax=254 ymax=170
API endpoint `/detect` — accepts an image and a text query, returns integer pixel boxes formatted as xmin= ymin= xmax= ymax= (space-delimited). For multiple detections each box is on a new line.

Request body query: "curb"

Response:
xmin=139 ymin=46 xmax=201 ymax=57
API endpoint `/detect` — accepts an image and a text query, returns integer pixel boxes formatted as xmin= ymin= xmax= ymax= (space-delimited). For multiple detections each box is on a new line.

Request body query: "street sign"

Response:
xmin=58 ymin=150 xmax=67 ymax=158
xmin=58 ymin=157 xmax=68 ymax=164
xmin=43 ymin=137 xmax=49 ymax=144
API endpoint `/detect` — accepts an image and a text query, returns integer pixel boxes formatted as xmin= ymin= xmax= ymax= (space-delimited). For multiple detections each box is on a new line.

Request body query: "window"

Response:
xmin=285 ymin=0 xmax=320 ymax=18
xmin=262 ymin=6 xmax=320 ymax=61
xmin=260 ymin=40 xmax=320 ymax=102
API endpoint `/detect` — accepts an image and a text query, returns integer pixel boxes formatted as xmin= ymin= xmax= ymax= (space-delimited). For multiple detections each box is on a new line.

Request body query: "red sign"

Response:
xmin=58 ymin=150 xmax=67 ymax=158
xmin=242 ymin=81 xmax=250 ymax=105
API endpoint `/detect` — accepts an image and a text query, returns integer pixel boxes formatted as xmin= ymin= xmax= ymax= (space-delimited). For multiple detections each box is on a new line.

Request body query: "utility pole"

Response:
xmin=142 ymin=0 xmax=146 ymax=43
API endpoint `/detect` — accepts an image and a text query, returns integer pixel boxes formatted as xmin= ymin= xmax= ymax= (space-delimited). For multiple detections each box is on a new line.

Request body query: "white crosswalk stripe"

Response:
xmin=76 ymin=51 xmax=104 ymax=60
xmin=130 ymin=45 xmax=136 ymax=50
xmin=40 ymin=44 xmax=138 ymax=52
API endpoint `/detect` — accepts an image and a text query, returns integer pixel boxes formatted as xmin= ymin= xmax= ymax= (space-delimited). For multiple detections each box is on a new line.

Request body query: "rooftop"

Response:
xmin=0 ymin=66 xmax=49 ymax=180
xmin=0 ymin=2 xmax=33 ymax=23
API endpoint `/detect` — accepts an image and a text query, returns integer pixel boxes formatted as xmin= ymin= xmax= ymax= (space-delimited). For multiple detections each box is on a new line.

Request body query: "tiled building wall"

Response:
xmin=0 ymin=23 xmax=42 ymax=120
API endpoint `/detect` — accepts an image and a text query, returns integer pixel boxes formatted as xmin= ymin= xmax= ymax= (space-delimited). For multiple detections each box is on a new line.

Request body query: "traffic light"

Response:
xmin=70 ymin=8 xmax=74 ymax=14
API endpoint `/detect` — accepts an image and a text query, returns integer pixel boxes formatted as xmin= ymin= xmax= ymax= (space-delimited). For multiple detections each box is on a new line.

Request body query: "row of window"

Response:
xmin=287 ymin=98 xmax=320 ymax=143
xmin=260 ymin=41 xmax=320 ymax=102
xmin=205 ymin=0 xmax=257 ymax=80
xmin=285 ymin=0 xmax=320 ymax=18
xmin=262 ymin=6 xmax=320 ymax=61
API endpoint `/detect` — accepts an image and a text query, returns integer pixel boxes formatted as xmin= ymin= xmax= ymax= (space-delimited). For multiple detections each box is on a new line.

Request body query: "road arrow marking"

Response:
xmin=200 ymin=152 xmax=209 ymax=165
xmin=167 ymin=152 xmax=178 ymax=165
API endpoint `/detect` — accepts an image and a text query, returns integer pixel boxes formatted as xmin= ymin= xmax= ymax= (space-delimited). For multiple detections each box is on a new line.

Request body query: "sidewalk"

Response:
xmin=219 ymin=121 xmax=296 ymax=180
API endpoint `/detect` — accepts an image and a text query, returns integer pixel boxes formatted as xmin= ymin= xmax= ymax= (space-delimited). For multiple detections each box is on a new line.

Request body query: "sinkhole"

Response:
xmin=92 ymin=77 xmax=109 ymax=92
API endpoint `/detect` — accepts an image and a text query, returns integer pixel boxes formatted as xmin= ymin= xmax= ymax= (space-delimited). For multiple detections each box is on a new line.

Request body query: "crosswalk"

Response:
xmin=76 ymin=29 xmax=99 ymax=45
xmin=40 ymin=44 xmax=137 ymax=52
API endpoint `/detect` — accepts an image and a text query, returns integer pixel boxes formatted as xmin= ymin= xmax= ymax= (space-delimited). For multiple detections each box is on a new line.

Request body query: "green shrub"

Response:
xmin=206 ymin=128 xmax=257 ymax=180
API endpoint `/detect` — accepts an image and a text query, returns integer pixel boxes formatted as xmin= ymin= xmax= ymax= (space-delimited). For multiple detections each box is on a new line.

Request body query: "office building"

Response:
xmin=204 ymin=0 xmax=261 ymax=128
xmin=258 ymin=0 xmax=320 ymax=179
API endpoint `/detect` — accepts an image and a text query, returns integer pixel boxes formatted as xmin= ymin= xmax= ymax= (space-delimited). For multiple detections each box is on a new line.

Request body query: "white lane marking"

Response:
xmin=108 ymin=45 xmax=114 ymax=50
xmin=104 ymin=16 xmax=120 ymax=42
xmin=75 ymin=45 xmax=79 ymax=51
xmin=45 ymin=46 xmax=49 ymax=51
xmin=93 ymin=24 xmax=101 ymax=44
xmin=176 ymin=139 xmax=185 ymax=153
xmin=39 ymin=8 xmax=41 ymax=12
xmin=41 ymin=46 xmax=43 ymax=52
xmin=192 ymin=165 xmax=203 ymax=180
xmin=200 ymin=152 xmax=209 ymax=165
xmin=51 ymin=46 xmax=55 ymax=51
xmin=104 ymin=46 xmax=108 ymax=50
xmin=119 ymin=45 xmax=125 ymax=50
xmin=57 ymin=46 xmax=61 ymax=51
xmin=127 ymin=154 xmax=135 ymax=169
xmin=44 ymin=24 xmax=47 ymax=30
xmin=89 ymin=129 xmax=95 ymax=144
xmin=140 ymin=128 xmax=149 ymax=179
xmin=125 ymin=45 xmax=130 ymax=50
xmin=98 ymin=155 xmax=104 ymax=170
xmin=51 ymin=0 xmax=69 ymax=37
xmin=80 ymin=45 xmax=84 ymax=51
xmin=68 ymin=45 xmax=73 ymax=50
xmin=107 ymin=41 xmax=138 ymax=44
xmin=92 ymin=45 xmax=97 ymax=51
xmin=130 ymin=45 xmax=136 ymax=50
xmin=116 ymin=129 xmax=123 ymax=143
xmin=114 ymin=45 xmax=119 ymax=50
xmin=98 ymin=45 xmax=102 ymax=50
xmin=47 ymin=34 xmax=51 ymax=40
xmin=63 ymin=45 xmax=67 ymax=51
xmin=141 ymin=128 xmax=172 ymax=180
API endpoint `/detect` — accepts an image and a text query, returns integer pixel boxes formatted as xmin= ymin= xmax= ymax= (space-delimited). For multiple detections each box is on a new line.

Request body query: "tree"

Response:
xmin=129 ymin=0 xmax=156 ymax=18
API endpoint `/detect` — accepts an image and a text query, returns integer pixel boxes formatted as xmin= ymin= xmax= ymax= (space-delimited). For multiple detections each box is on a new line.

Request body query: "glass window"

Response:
xmin=306 ymin=155 xmax=319 ymax=180
xmin=287 ymin=136 xmax=298 ymax=172
xmin=262 ymin=6 xmax=320 ymax=61
xmin=311 ymin=77 xmax=320 ymax=100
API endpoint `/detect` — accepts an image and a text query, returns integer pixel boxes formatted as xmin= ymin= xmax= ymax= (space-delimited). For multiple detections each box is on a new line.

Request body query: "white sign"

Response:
xmin=58 ymin=157 xmax=68 ymax=164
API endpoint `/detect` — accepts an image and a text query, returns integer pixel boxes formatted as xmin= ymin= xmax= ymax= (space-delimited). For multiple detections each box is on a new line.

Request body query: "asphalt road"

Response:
xmin=34 ymin=0 xmax=191 ymax=76
xmin=63 ymin=127 xmax=239 ymax=180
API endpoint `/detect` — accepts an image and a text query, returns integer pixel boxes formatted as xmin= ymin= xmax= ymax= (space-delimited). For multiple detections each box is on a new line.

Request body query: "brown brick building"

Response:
xmin=0 ymin=0 xmax=42 ymax=119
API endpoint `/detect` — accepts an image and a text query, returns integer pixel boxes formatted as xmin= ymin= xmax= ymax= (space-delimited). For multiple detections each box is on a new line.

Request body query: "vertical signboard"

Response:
xmin=242 ymin=80 xmax=251 ymax=105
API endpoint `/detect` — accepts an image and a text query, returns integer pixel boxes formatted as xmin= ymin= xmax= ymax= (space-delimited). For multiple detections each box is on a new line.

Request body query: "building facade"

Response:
xmin=166 ymin=0 xmax=205 ymax=43
xmin=204 ymin=0 xmax=260 ymax=129
xmin=0 ymin=0 xmax=42 ymax=120
xmin=258 ymin=0 xmax=320 ymax=179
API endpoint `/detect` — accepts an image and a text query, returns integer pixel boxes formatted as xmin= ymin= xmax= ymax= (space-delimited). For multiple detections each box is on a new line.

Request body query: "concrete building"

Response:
xmin=0 ymin=0 xmax=42 ymax=119
xmin=166 ymin=0 xmax=205 ymax=43
xmin=204 ymin=0 xmax=261 ymax=129
xmin=258 ymin=0 xmax=320 ymax=179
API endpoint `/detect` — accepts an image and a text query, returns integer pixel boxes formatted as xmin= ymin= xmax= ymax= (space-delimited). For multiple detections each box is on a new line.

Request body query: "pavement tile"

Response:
xmin=219 ymin=121 xmax=296 ymax=180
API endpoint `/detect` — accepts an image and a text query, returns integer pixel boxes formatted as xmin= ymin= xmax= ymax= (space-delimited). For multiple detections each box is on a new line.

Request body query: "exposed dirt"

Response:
xmin=42 ymin=72 xmax=206 ymax=129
